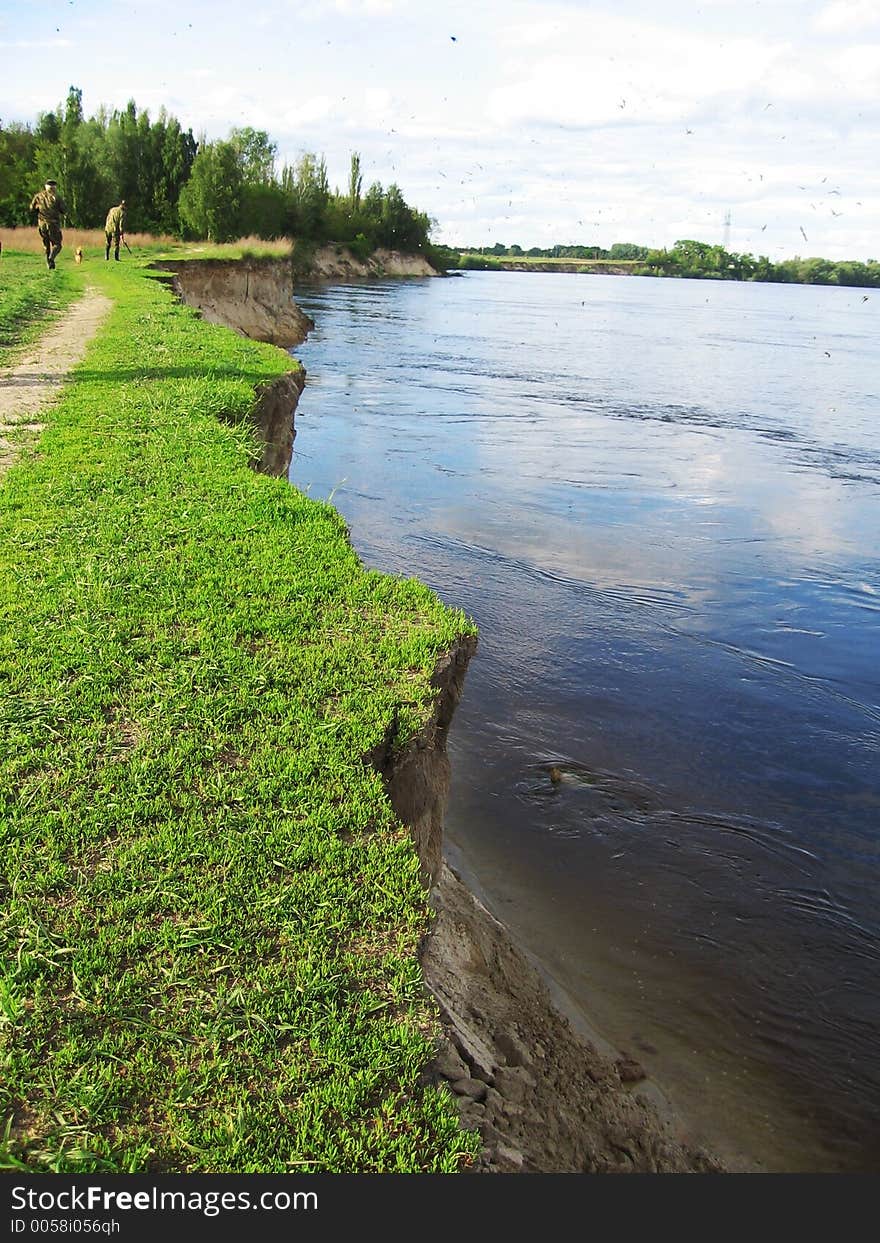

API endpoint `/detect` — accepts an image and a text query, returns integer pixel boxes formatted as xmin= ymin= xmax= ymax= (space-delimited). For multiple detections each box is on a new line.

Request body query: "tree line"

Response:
xmin=461 ymin=241 xmax=650 ymax=261
xmin=445 ymin=239 xmax=880 ymax=288
xmin=0 ymin=87 xmax=434 ymax=254
xmin=641 ymin=239 xmax=880 ymax=289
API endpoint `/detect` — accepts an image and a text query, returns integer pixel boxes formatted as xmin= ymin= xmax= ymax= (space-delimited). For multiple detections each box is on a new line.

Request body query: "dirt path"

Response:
xmin=0 ymin=286 xmax=112 ymax=477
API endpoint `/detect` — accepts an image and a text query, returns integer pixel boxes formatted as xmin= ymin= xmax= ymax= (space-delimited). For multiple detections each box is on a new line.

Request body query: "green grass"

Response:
xmin=0 ymin=252 xmax=79 ymax=366
xmin=0 ymin=255 xmax=478 ymax=1173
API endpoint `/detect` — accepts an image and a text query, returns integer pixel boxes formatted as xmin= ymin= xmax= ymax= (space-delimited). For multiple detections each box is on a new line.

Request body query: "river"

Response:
xmin=289 ymin=270 xmax=880 ymax=1172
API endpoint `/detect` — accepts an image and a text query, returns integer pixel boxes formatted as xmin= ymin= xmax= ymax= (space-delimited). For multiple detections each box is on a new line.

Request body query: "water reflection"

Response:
xmin=291 ymin=272 xmax=880 ymax=1170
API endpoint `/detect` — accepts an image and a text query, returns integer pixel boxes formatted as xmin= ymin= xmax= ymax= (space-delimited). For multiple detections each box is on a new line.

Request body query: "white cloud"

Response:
xmin=333 ymin=0 xmax=399 ymax=11
xmin=281 ymin=94 xmax=336 ymax=126
xmin=828 ymin=43 xmax=880 ymax=90
xmin=813 ymin=0 xmax=880 ymax=34
xmin=0 ymin=38 xmax=71 ymax=48
xmin=488 ymin=15 xmax=787 ymax=130
xmin=293 ymin=0 xmax=400 ymax=16
xmin=362 ymin=86 xmax=393 ymax=115
xmin=503 ymin=18 xmax=566 ymax=48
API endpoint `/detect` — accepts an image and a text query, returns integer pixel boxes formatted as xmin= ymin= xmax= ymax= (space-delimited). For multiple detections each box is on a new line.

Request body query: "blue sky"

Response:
xmin=2 ymin=0 xmax=878 ymax=259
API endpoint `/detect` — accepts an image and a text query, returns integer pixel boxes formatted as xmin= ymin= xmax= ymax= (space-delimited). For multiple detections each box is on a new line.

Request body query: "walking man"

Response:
xmin=29 ymin=179 xmax=67 ymax=269
xmin=104 ymin=200 xmax=126 ymax=261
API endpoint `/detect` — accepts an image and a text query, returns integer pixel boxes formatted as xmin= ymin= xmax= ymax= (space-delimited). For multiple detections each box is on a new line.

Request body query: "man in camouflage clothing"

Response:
xmin=29 ymin=180 xmax=67 ymax=269
xmin=105 ymin=200 xmax=126 ymax=261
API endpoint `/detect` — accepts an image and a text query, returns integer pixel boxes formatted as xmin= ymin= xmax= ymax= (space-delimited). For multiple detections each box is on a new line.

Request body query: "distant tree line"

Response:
xmin=441 ymin=238 xmax=880 ymax=288
xmin=0 ymin=87 xmax=196 ymax=234
xmin=0 ymin=86 xmax=434 ymax=254
xmin=641 ymin=239 xmax=880 ymax=289
xmin=453 ymin=242 xmax=650 ymax=262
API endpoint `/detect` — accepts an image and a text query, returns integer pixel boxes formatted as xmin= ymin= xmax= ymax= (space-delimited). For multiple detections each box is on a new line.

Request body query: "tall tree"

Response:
xmin=290 ymin=152 xmax=329 ymax=237
xmin=104 ymin=101 xmax=142 ymax=223
xmin=59 ymin=86 xmax=101 ymax=225
xmin=347 ymin=152 xmax=362 ymax=209
xmin=156 ymin=114 xmax=197 ymax=233
xmin=178 ymin=140 xmax=242 ymax=241
xmin=0 ymin=121 xmax=37 ymax=224
xmin=230 ymin=127 xmax=277 ymax=185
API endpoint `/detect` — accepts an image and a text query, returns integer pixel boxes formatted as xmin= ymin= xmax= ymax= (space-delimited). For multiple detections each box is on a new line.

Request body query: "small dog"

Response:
xmin=75 ymin=247 xmax=83 ymax=264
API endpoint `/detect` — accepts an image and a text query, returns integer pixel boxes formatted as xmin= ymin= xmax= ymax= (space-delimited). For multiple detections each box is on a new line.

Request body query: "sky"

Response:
xmin=1 ymin=0 xmax=878 ymax=260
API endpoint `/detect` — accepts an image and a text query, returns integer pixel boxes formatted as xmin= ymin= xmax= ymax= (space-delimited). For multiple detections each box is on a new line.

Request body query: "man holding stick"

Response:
xmin=105 ymin=199 xmax=127 ymax=261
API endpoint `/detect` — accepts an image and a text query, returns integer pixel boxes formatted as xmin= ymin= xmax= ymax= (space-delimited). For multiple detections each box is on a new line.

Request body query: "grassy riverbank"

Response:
xmin=0 ymin=253 xmax=478 ymax=1172
xmin=0 ymin=252 xmax=79 ymax=366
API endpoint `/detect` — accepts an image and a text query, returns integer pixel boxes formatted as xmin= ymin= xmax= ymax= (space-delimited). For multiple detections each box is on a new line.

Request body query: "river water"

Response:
xmin=289 ymin=271 xmax=880 ymax=1172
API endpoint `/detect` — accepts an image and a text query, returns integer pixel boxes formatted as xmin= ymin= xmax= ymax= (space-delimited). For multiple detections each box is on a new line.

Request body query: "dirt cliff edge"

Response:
xmin=152 ymin=257 xmax=315 ymax=347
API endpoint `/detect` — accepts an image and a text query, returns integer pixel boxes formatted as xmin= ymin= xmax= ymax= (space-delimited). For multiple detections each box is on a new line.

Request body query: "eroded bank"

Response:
xmin=164 ymin=249 xmax=723 ymax=1174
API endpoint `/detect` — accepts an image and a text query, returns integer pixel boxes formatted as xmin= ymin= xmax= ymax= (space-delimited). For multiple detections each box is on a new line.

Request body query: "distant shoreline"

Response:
xmin=445 ymin=249 xmax=880 ymax=290
xmin=453 ymin=257 xmax=640 ymax=275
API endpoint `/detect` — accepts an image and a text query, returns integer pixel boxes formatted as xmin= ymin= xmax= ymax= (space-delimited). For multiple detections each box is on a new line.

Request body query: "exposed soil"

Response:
xmin=0 ymin=287 xmax=111 ymax=478
xmin=304 ymin=246 xmax=438 ymax=280
xmin=249 ymin=371 xmax=307 ymax=477
xmin=150 ymin=259 xmax=315 ymax=347
xmin=422 ymin=864 xmax=724 ymax=1172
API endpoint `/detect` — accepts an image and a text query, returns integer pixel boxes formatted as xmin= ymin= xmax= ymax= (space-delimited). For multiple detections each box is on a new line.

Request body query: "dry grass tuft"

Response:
xmin=174 ymin=236 xmax=293 ymax=260
xmin=0 ymin=228 xmax=293 ymax=261
xmin=0 ymin=227 xmax=177 ymax=255
xmin=202 ymin=235 xmax=290 ymax=254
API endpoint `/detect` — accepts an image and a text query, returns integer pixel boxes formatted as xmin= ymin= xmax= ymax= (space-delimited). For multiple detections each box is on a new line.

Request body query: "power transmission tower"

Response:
xmin=722 ymin=209 xmax=731 ymax=250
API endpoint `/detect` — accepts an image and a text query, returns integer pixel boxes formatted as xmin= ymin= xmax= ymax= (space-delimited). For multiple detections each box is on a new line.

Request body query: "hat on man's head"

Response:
xmin=45 ymin=179 xmax=57 ymax=186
